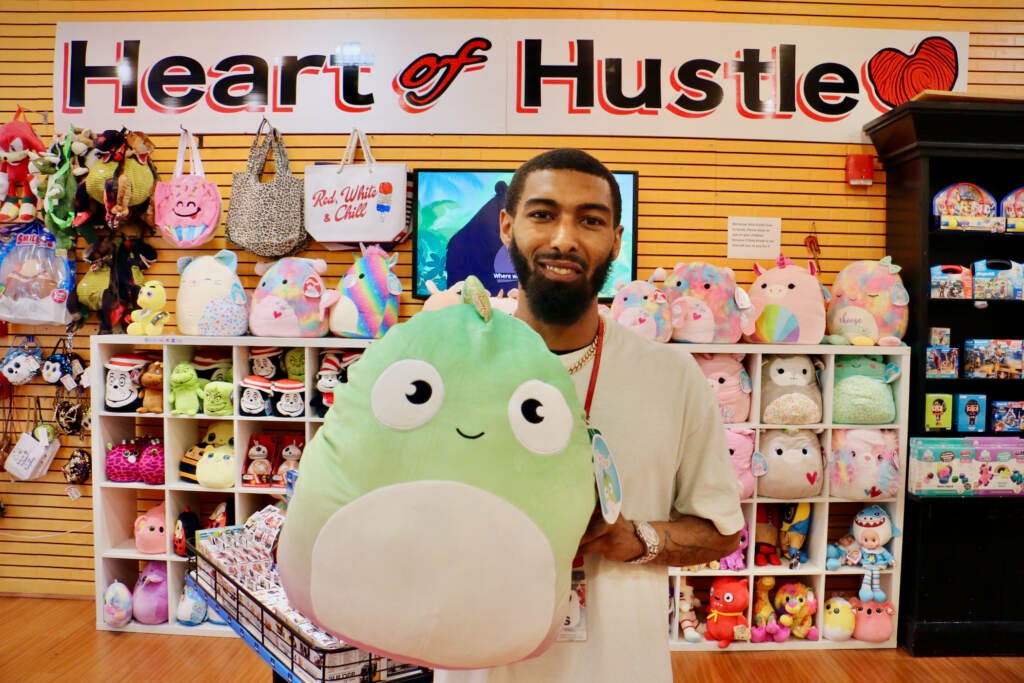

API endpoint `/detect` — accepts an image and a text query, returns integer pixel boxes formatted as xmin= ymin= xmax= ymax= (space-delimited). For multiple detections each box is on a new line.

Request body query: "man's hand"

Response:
xmin=577 ymin=505 xmax=645 ymax=563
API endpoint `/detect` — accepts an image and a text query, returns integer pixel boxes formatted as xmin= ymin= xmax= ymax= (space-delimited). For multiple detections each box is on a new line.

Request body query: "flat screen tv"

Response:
xmin=413 ymin=169 xmax=639 ymax=300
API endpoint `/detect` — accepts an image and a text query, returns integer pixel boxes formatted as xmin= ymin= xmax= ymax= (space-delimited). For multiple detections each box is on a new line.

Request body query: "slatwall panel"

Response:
xmin=0 ymin=1 xmax=1019 ymax=597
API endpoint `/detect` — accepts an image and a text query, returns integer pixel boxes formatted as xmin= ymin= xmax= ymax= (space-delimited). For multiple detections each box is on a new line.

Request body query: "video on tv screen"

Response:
xmin=413 ymin=169 xmax=638 ymax=300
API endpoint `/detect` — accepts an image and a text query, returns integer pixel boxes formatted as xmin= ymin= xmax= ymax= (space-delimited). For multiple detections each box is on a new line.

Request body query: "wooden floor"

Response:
xmin=2 ymin=596 xmax=1021 ymax=683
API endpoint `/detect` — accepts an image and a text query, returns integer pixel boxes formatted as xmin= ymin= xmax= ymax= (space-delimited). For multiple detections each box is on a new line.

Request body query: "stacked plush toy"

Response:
xmin=277 ymin=279 xmax=598 ymax=670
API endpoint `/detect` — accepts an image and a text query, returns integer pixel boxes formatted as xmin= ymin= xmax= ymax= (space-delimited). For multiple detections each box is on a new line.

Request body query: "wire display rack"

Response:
xmin=187 ymin=545 xmax=432 ymax=683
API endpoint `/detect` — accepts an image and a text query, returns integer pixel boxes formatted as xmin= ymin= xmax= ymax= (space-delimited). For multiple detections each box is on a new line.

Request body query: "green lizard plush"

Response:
xmin=278 ymin=277 xmax=596 ymax=670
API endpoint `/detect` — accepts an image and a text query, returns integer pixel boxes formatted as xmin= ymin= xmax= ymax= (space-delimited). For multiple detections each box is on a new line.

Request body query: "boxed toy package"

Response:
xmin=972 ymin=259 xmax=1024 ymax=300
xmin=930 ymin=327 xmax=951 ymax=347
xmin=956 ymin=394 xmax=986 ymax=433
xmin=970 ymin=437 xmax=1024 ymax=495
xmin=929 ymin=265 xmax=972 ymax=299
xmin=992 ymin=401 xmax=1024 ymax=433
xmin=1001 ymin=187 xmax=1024 ymax=233
xmin=963 ymin=339 xmax=1023 ymax=379
xmin=908 ymin=437 xmax=974 ymax=495
xmin=932 ymin=182 xmax=1004 ymax=232
xmin=925 ymin=346 xmax=958 ymax=379
xmin=925 ymin=393 xmax=953 ymax=431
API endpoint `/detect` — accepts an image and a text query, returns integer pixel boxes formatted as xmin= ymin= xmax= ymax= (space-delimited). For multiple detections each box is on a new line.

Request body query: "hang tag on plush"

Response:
xmin=61 ymin=374 xmax=77 ymax=391
xmin=65 ymin=485 xmax=82 ymax=501
xmin=752 ymin=451 xmax=768 ymax=477
xmin=591 ymin=430 xmax=621 ymax=524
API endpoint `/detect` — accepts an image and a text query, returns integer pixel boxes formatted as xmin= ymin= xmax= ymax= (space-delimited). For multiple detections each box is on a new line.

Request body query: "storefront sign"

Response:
xmin=54 ymin=20 xmax=967 ymax=142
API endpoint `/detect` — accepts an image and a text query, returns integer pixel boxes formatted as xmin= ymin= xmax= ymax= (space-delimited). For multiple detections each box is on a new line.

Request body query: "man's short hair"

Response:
xmin=505 ymin=148 xmax=622 ymax=227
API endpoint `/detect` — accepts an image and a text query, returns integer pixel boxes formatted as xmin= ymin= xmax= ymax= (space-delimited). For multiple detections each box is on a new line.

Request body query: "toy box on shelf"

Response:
xmin=91 ymin=334 xmax=370 ymax=638
xmin=668 ymin=343 xmax=910 ymax=651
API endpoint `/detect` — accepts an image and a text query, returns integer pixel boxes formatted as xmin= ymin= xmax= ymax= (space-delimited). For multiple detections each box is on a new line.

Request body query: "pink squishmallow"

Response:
xmin=132 ymin=562 xmax=169 ymax=625
xmin=850 ymin=599 xmax=895 ymax=642
xmin=250 ymin=257 xmax=341 ymax=337
xmin=134 ymin=502 xmax=166 ymax=554
xmin=695 ymin=353 xmax=752 ymax=424
xmin=608 ymin=272 xmax=680 ymax=342
xmin=726 ymin=428 xmax=756 ymax=499
xmin=753 ymin=428 xmax=824 ymax=499
xmin=745 ymin=253 xmax=830 ymax=344
xmin=828 ymin=429 xmax=901 ymax=499
xmin=826 ymin=256 xmax=909 ymax=346
xmin=662 ymin=261 xmax=756 ymax=343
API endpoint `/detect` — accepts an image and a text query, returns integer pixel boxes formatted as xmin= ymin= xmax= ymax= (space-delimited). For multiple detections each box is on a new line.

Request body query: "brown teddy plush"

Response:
xmin=136 ymin=361 xmax=164 ymax=414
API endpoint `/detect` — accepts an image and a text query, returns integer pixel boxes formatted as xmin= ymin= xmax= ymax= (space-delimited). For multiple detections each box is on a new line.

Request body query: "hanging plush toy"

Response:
xmin=277 ymin=277 xmax=598 ymax=670
xmin=0 ymin=108 xmax=47 ymax=222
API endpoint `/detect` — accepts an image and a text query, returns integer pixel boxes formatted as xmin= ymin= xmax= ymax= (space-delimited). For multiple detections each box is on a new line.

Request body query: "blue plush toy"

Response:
xmin=849 ymin=505 xmax=900 ymax=602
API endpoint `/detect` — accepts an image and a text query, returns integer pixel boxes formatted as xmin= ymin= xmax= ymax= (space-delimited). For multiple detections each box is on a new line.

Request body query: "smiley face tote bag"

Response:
xmin=153 ymin=128 xmax=221 ymax=248
xmin=303 ymin=128 xmax=408 ymax=247
xmin=225 ymin=120 xmax=310 ymax=258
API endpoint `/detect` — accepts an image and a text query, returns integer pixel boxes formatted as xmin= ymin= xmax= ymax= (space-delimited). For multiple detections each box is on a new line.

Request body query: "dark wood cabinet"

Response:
xmin=865 ymin=97 xmax=1024 ymax=656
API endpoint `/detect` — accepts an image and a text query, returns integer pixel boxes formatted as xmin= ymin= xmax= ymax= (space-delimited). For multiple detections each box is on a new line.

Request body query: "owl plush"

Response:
xmin=760 ymin=354 xmax=824 ymax=425
xmin=277 ymin=280 xmax=598 ymax=670
xmin=753 ymin=428 xmax=824 ymax=499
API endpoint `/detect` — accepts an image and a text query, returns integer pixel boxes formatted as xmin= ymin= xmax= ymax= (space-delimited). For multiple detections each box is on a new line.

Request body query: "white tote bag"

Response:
xmin=303 ymin=129 xmax=408 ymax=246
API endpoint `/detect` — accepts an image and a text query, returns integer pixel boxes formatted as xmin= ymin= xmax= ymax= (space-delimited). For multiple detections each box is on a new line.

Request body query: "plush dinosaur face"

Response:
xmin=278 ymin=299 xmax=595 ymax=670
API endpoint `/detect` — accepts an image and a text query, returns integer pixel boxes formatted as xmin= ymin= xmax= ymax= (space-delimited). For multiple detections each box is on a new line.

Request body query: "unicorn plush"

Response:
xmin=329 ymin=244 xmax=402 ymax=339
xmin=745 ymin=253 xmax=830 ymax=344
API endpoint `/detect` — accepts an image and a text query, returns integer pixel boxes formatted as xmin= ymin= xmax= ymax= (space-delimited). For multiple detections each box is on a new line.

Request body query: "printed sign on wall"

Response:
xmin=54 ymin=20 xmax=967 ymax=143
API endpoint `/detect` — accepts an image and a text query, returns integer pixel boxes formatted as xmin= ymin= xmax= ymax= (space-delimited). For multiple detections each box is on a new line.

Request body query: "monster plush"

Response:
xmin=608 ymin=270 xmax=682 ymax=343
xmin=277 ymin=284 xmax=596 ymax=669
xmin=695 ymin=353 xmax=752 ymax=424
xmin=828 ymin=429 xmax=901 ymax=499
xmin=773 ymin=582 xmax=819 ymax=640
xmin=662 ymin=261 xmax=756 ymax=343
xmin=822 ymin=596 xmax=855 ymax=641
xmin=726 ymin=428 xmax=756 ymax=499
xmin=251 ymin=257 xmax=340 ymax=338
xmin=202 ymin=381 xmax=234 ymax=417
xmin=850 ymin=598 xmax=896 ymax=642
xmin=850 ymin=505 xmax=900 ymax=602
xmin=704 ymin=576 xmax=750 ymax=648
xmin=826 ymin=256 xmax=909 ymax=346
xmin=168 ymin=362 xmax=205 ymax=416
xmin=176 ymin=250 xmax=249 ymax=336
xmin=745 ymin=253 xmax=830 ymax=344
xmin=753 ymin=429 xmax=824 ymax=499
xmin=329 ymin=244 xmax=401 ymax=339
xmin=760 ymin=354 xmax=823 ymax=425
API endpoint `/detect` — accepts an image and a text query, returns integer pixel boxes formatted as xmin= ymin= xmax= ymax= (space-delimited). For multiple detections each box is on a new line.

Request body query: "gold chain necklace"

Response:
xmin=566 ymin=332 xmax=600 ymax=376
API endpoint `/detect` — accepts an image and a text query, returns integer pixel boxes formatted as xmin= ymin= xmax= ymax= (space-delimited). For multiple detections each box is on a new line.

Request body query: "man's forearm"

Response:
xmin=647 ymin=515 xmax=741 ymax=567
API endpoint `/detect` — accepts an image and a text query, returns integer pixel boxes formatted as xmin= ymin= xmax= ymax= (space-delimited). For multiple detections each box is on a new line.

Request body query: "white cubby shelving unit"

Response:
xmin=91 ymin=334 xmax=370 ymax=636
xmin=666 ymin=343 xmax=911 ymax=651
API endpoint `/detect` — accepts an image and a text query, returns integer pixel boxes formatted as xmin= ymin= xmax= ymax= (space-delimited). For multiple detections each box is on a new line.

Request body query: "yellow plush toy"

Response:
xmin=127 ymin=280 xmax=171 ymax=335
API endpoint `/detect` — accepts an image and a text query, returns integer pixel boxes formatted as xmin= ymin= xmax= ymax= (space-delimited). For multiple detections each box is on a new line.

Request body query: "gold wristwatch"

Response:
xmin=627 ymin=520 xmax=661 ymax=564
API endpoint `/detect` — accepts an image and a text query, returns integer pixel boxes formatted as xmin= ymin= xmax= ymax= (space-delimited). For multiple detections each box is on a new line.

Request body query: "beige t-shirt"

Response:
xmin=436 ymin=318 xmax=744 ymax=683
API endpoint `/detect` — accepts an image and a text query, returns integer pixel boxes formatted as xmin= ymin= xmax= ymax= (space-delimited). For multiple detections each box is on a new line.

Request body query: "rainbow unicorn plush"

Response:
xmin=329 ymin=244 xmax=402 ymax=339
xmin=745 ymin=253 xmax=830 ymax=344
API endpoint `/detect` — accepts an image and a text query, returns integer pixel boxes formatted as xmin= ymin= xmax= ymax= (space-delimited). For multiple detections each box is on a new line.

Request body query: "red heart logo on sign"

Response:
xmin=866 ymin=36 xmax=958 ymax=109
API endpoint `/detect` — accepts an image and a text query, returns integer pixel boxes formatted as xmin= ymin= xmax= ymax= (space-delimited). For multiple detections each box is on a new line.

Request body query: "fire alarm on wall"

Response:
xmin=846 ymin=154 xmax=875 ymax=186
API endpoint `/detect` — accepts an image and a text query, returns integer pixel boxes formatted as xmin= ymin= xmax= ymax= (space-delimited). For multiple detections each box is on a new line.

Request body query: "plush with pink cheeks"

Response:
xmin=746 ymin=253 xmax=830 ymax=344
xmin=726 ymin=428 xmax=756 ymax=498
xmin=250 ymin=257 xmax=341 ymax=337
xmin=850 ymin=598 xmax=895 ymax=642
xmin=695 ymin=354 xmax=752 ymax=423
xmin=134 ymin=502 xmax=166 ymax=554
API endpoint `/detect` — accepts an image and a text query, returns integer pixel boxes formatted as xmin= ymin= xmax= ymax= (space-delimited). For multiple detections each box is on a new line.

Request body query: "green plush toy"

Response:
xmin=277 ymin=279 xmax=596 ymax=670
xmin=168 ymin=362 xmax=205 ymax=416
xmin=284 ymin=347 xmax=305 ymax=381
xmin=202 ymin=381 xmax=234 ymax=417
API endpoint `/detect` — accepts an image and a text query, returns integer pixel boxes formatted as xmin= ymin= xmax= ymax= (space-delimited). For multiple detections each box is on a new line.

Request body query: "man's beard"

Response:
xmin=508 ymin=237 xmax=614 ymax=326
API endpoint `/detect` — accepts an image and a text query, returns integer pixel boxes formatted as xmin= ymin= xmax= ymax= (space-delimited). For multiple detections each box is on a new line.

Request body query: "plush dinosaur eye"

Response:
xmin=507 ymin=380 xmax=572 ymax=455
xmin=371 ymin=359 xmax=445 ymax=430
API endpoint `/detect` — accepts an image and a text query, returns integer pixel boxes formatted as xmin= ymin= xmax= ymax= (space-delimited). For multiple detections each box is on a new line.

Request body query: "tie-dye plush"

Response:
xmin=250 ymin=257 xmax=340 ymax=337
xmin=329 ymin=244 xmax=402 ymax=339
xmin=826 ymin=256 xmax=909 ymax=346
xmin=663 ymin=261 xmax=756 ymax=343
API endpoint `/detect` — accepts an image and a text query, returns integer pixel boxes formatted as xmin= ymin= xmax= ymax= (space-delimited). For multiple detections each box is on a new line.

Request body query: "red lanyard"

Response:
xmin=583 ymin=317 xmax=605 ymax=420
